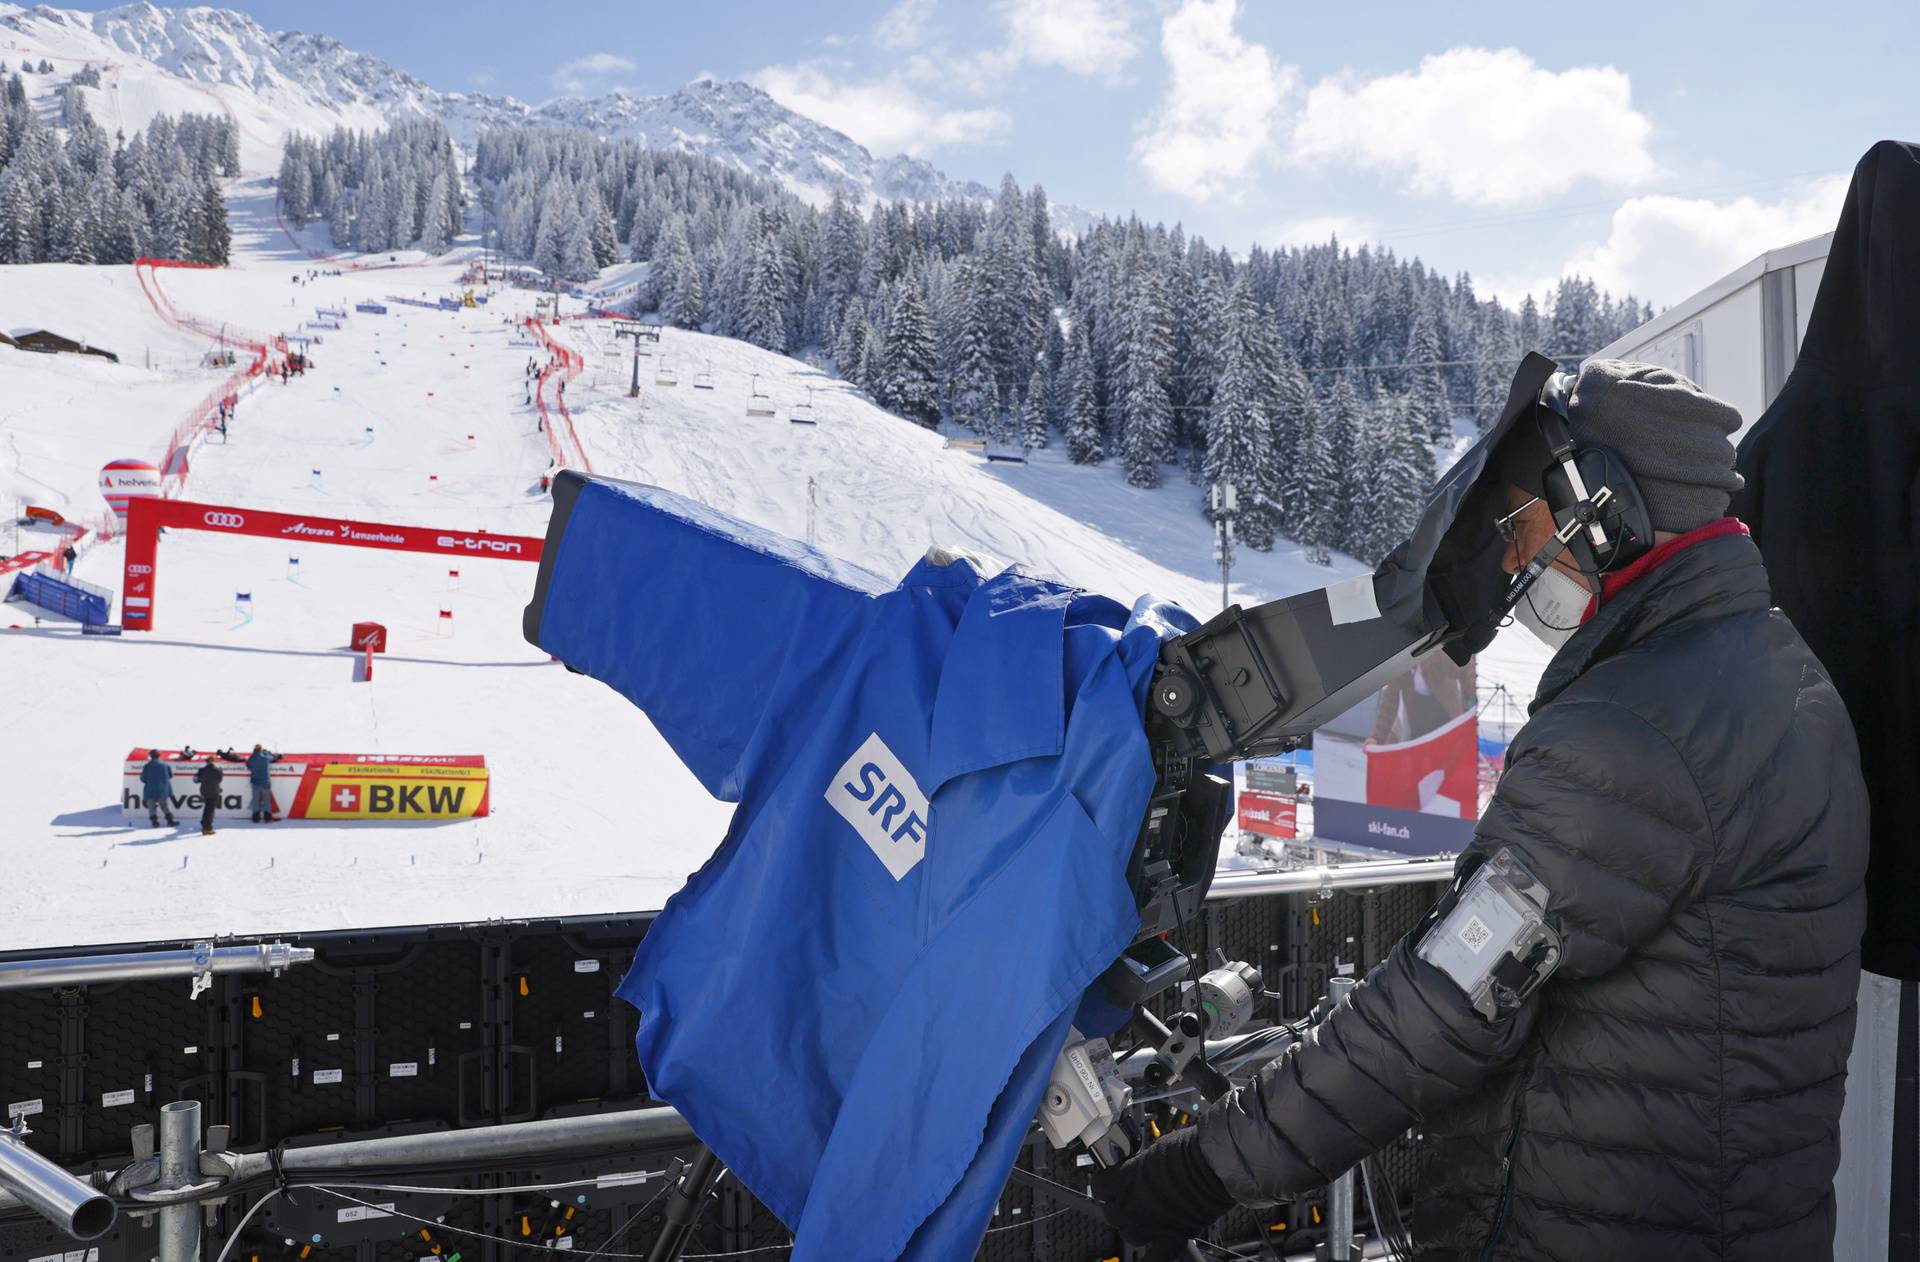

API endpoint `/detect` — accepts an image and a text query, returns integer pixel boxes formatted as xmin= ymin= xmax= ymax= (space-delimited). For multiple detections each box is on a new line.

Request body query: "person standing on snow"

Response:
xmin=139 ymin=749 xmax=176 ymax=827
xmin=192 ymin=756 xmax=224 ymax=836
xmin=233 ymin=744 xmax=280 ymax=822
xmin=1098 ymin=361 xmax=1870 ymax=1262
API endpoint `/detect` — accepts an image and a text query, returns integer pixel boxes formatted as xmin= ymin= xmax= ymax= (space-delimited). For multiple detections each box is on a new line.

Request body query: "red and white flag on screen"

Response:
xmin=1364 ymin=708 xmax=1477 ymax=819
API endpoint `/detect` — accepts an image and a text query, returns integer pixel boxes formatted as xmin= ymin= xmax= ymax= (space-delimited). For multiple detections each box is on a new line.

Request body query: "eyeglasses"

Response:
xmin=1494 ymin=495 xmax=1542 ymax=544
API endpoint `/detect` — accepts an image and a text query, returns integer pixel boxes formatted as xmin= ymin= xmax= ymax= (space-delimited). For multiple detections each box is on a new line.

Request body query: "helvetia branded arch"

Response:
xmin=118 ymin=497 xmax=544 ymax=631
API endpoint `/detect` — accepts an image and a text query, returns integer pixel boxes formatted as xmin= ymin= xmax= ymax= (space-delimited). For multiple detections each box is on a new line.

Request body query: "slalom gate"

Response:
xmin=0 ymin=881 xmax=1446 ymax=1261
xmin=119 ymin=498 xmax=542 ymax=632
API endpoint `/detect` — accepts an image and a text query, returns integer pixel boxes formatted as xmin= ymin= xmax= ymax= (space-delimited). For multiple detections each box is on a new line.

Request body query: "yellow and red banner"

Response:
xmin=298 ymin=763 xmax=490 ymax=820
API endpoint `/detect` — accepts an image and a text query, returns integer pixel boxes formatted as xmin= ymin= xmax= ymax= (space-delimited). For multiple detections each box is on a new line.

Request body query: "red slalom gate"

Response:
xmin=525 ymin=318 xmax=592 ymax=473
xmin=121 ymin=498 xmax=543 ymax=631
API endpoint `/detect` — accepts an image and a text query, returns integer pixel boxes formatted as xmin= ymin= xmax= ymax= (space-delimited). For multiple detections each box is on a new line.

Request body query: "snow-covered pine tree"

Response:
xmin=531 ymin=181 xmax=567 ymax=276
xmin=738 ymin=225 xmax=788 ymax=352
xmin=661 ymin=218 xmax=703 ymax=328
xmin=1063 ymin=327 xmax=1102 ymax=464
xmin=1550 ymin=277 xmax=1602 ymax=361
xmin=946 ymin=261 xmax=997 ymax=432
xmin=1020 ymin=372 xmax=1049 ymax=451
xmin=882 ymin=280 xmax=940 ymax=428
xmin=818 ymin=185 xmax=864 ymax=334
xmin=1321 ymin=374 xmax=1364 ymax=552
xmin=586 ymin=185 xmax=618 ymax=268
xmin=1518 ymin=294 xmax=1542 ymax=355
xmin=831 ymin=303 xmax=866 ymax=380
xmin=388 ymin=167 xmax=417 ymax=249
xmin=1406 ymin=295 xmax=1450 ymax=445
xmin=1204 ymin=290 xmax=1274 ymax=549
xmin=1474 ymin=302 xmax=1522 ymax=430
xmin=1275 ymin=354 xmax=1320 ymax=543
xmin=1382 ymin=389 xmax=1437 ymax=548
xmin=1282 ymin=391 xmax=1328 ymax=549
xmin=559 ymin=196 xmax=597 ymax=278
xmin=857 ymin=317 xmax=888 ymax=401
xmin=278 ymin=143 xmax=310 ymax=224
xmin=195 ymin=179 xmax=228 ymax=265
xmin=1119 ymin=254 xmax=1174 ymax=487
xmin=328 ymin=185 xmax=351 ymax=250
xmin=418 ymin=169 xmax=451 ymax=253
xmin=0 ymin=164 xmax=36 ymax=263
xmin=356 ymin=165 xmax=389 ymax=253
xmin=1174 ymin=265 xmax=1224 ymax=454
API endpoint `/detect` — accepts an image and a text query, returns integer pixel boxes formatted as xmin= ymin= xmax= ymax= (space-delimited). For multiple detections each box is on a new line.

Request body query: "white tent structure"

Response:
xmin=1590 ymin=232 xmax=1832 ymax=440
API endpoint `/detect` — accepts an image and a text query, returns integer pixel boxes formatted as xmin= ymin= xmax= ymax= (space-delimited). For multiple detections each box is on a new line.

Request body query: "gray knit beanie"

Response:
xmin=1499 ymin=360 xmax=1746 ymax=533
xmin=1563 ymin=360 xmax=1744 ymax=533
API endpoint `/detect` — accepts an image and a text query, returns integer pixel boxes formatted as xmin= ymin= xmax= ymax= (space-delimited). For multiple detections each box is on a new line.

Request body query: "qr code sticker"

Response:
xmin=1458 ymin=914 xmax=1493 ymax=955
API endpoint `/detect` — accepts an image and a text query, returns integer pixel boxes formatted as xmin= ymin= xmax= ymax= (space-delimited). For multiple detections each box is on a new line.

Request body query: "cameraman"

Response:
xmin=1100 ymin=362 xmax=1869 ymax=1261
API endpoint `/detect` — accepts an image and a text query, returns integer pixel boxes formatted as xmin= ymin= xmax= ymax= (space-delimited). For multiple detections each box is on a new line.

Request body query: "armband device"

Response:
xmin=1415 ymin=847 xmax=1562 ymax=1020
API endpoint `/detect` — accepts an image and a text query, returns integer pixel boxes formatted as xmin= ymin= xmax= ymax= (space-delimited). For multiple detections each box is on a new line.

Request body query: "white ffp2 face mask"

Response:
xmin=1510 ymin=564 xmax=1592 ymax=650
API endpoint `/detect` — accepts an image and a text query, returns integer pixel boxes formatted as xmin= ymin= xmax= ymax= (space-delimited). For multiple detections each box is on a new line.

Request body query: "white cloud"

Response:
xmin=752 ymin=63 xmax=1010 ymax=158
xmin=548 ymin=52 xmax=637 ymax=96
xmin=469 ymin=68 xmax=497 ymax=89
xmin=1290 ymin=48 xmax=1656 ymax=208
xmin=876 ymin=0 xmax=936 ymax=50
xmin=1000 ymin=0 xmax=1137 ymax=78
xmin=1264 ymin=214 xmax=1374 ymax=249
xmin=1556 ymin=175 xmax=1848 ymax=307
xmin=1133 ymin=0 xmax=1295 ymax=201
xmin=893 ymin=0 xmax=1135 ymax=92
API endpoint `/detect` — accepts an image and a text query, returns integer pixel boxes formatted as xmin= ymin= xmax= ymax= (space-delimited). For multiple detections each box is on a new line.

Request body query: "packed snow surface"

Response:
xmin=0 ymin=179 xmax=1547 ymax=951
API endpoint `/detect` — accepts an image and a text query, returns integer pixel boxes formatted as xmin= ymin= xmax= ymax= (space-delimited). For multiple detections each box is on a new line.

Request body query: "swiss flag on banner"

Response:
xmin=1365 ymin=708 xmax=1477 ymax=819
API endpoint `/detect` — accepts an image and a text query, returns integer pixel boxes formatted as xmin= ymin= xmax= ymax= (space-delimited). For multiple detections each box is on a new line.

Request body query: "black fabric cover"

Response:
xmin=1373 ymin=352 xmax=1558 ymax=660
xmin=1193 ymin=534 xmax=1869 ymax=1260
xmin=1732 ymin=139 xmax=1920 ymax=982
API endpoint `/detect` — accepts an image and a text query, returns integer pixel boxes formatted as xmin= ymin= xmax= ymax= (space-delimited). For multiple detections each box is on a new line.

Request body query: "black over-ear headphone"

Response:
xmin=1530 ymin=370 xmax=1654 ymax=578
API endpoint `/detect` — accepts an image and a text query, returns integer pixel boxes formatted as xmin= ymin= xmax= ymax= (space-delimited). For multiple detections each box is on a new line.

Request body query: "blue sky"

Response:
xmin=80 ymin=0 xmax=1920 ymax=306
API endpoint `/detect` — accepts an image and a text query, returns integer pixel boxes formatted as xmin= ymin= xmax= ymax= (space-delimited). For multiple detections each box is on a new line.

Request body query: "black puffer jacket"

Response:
xmin=1195 ymin=531 xmax=1868 ymax=1261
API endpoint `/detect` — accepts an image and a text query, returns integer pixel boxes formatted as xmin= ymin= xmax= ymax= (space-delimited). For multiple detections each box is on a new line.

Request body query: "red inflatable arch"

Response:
xmin=120 ymin=498 xmax=543 ymax=631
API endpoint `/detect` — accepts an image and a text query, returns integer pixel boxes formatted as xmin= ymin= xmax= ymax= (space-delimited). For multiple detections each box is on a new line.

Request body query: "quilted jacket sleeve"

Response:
xmin=1196 ymin=696 xmax=1718 ymax=1203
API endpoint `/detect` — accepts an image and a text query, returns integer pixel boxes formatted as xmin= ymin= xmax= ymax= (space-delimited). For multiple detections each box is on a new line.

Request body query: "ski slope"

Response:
xmin=0 ymin=182 xmax=1551 ymax=952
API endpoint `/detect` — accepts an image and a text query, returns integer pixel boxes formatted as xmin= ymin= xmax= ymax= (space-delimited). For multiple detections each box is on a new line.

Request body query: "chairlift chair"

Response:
xmin=745 ymin=374 xmax=777 ymax=417
xmin=788 ymin=386 xmax=818 ymax=425
xmin=693 ymin=360 xmax=715 ymax=390
xmin=655 ymin=359 xmax=679 ymax=387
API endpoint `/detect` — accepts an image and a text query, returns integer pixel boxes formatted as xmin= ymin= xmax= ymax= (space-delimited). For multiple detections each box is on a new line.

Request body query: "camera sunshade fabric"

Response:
xmin=525 ymin=473 xmax=1193 ymax=1260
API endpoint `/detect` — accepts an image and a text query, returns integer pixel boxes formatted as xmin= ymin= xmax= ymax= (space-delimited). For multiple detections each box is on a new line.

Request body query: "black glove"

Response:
xmin=1092 ymin=1125 xmax=1236 ymax=1260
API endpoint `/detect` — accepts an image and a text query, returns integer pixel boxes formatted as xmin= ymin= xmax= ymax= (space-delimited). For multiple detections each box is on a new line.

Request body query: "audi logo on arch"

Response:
xmin=203 ymin=512 xmax=245 ymax=529
xmin=126 ymin=564 xmax=153 ymax=575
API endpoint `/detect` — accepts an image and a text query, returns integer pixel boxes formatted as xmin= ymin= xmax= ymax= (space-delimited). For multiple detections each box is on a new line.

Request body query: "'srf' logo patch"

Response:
xmin=825 ymin=732 xmax=930 ymax=880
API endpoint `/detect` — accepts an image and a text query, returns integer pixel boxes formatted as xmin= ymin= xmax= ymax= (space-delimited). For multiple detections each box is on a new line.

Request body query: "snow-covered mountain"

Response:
xmin=0 ymin=2 xmax=1082 ymax=223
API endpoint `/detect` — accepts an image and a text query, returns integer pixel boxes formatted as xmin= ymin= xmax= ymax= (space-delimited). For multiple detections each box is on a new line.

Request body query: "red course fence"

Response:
xmin=134 ymin=258 xmax=286 ymax=503
xmin=524 ymin=318 xmax=592 ymax=473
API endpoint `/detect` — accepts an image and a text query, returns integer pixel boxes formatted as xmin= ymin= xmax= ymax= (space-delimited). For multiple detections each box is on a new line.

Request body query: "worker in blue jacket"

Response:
xmin=525 ymin=473 xmax=1195 ymax=1262
xmin=139 ymin=749 xmax=176 ymax=828
xmin=220 ymin=744 xmax=281 ymax=822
